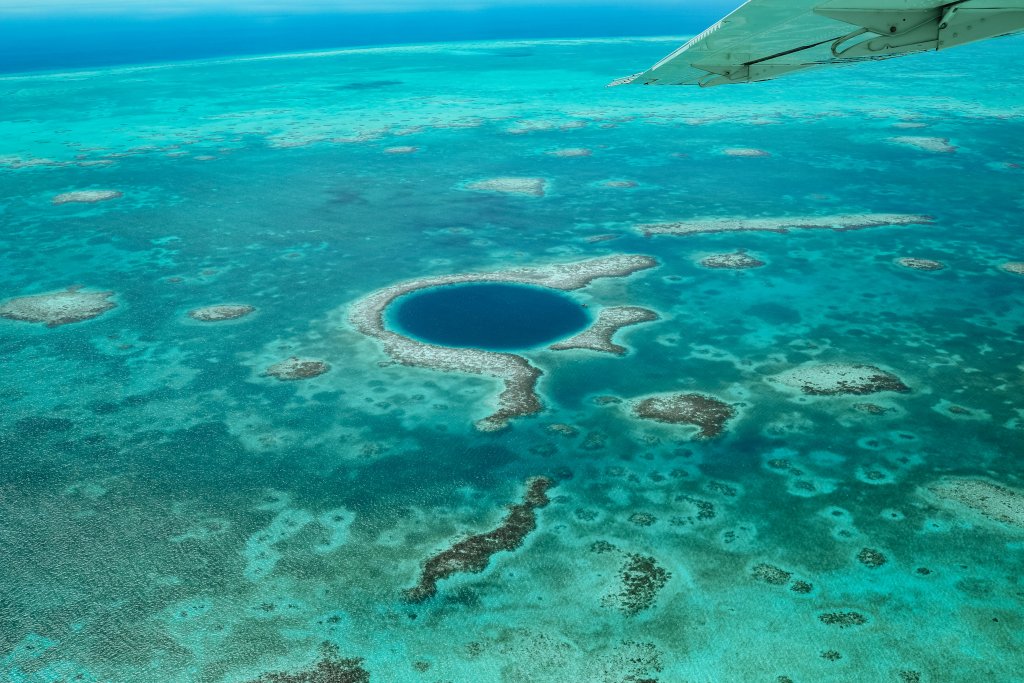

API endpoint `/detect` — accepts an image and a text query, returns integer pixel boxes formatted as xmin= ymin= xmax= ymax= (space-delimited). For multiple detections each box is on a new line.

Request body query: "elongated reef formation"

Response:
xmin=464 ymin=177 xmax=547 ymax=197
xmin=348 ymin=254 xmax=658 ymax=430
xmin=897 ymin=257 xmax=945 ymax=271
xmin=547 ymin=147 xmax=592 ymax=157
xmin=52 ymin=190 xmax=122 ymax=204
xmin=889 ymin=136 xmax=956 ymax=153
xmin=549 ymin=306 xmax=659 ymax=354
xmin=637 ymin=213 xmax=933 ymax=237
xmin=265 ymin=357 xmax=330 ymax=380
xmin=699 ymin=251 xmax=765 ymax=269
xmin=723 ymin=147 xmax=770 ymax=157
xmin=189 ymin=304 xmax=255 ymax=322
xmin=405 ymin=476 xmax=553 ymax=602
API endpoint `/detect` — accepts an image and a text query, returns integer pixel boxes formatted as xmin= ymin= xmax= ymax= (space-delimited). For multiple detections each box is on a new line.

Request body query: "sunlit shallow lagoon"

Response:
xmin=1 ymin=34 xmax=1023 ymax=683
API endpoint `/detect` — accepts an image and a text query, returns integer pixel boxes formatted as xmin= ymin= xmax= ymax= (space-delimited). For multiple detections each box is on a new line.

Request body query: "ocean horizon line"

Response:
xmin=0 ymin=34 xmax=688 ymax=80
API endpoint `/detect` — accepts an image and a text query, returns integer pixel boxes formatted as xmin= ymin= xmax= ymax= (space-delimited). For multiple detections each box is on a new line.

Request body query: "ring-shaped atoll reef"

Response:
xmin=348 ymin=254 xmax=660 ymax=431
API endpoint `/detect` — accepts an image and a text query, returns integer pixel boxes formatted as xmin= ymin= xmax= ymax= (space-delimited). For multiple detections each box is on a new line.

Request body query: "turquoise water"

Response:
xmin=0 ymin=35 xmax=1023 ymax=682
xmin=390 ymin=283 xmax=590 ymax=350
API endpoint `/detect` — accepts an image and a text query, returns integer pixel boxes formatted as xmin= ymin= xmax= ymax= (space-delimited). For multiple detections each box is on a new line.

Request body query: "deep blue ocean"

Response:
xmin=0 ymin=6 xmax=729 ymax=73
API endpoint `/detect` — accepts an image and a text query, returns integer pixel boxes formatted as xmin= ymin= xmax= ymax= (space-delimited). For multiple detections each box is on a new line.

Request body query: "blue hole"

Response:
xmin=389 ymin=282 xmax=590 ymax=351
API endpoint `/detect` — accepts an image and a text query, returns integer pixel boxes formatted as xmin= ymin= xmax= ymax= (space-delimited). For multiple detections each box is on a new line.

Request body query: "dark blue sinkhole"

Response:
xmin=388 ymin=282 xmax=591 ymax=350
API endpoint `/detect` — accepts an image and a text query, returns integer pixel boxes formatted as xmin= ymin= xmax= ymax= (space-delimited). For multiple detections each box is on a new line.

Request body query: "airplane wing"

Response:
xmin=612 ymin=0 xmax=1024 ymax=87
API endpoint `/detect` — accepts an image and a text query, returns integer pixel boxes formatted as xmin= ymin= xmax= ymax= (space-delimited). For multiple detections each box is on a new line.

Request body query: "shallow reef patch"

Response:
xmin=546 ymin=147 xmax=592 ymax=157
xmin=632 ymin=392 xmax=736 ymax=438
xmin=464 ymin=177 xmax=547 ymax=196
xmin=857 ymin=547 xmax=888 ymax=569
xmin=189 ymin=304 xmax=256 ymax=322
xmin=922 ymin=478 xmax=1024 ymax=530
xmin=751 ymin=562 xmax=791 ymax=585
xmin=698 ymin=250 xmax=766 ymax=269
xmin=0 ymin=286 xmax=116 ymax=327
xmin=818 ymin=611 xmax=869 ymax=628
xmin=264 ymin=357 xmax=331 ymax=380
xmin=1000 ymin=261 xmax=1024 ymax=275
xmin=771 ymin=363 xmax=909 ymax=396
xmin=52 ymin=189 xmax=122 ymax=204
xmin=601 ymin=553 xmax=671 ymax=616
xmin=242 ymin=642 xmax=369 ymax=683
xmin=722 ymin=147 xmax=770 ymax=157
xmin=896 ymin=257 xmax=945 ymax=271
xmin=888 ymin=136 xmax=956 ymax=153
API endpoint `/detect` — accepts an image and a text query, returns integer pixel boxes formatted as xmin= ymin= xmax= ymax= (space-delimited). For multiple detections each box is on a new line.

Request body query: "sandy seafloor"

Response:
xmin=1 ymin=35 xmax=1023 ymax=683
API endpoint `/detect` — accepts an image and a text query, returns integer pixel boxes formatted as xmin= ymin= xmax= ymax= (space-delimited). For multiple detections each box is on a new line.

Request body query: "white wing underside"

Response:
xmin=613 ymin=0 xmax=1024 ymax=87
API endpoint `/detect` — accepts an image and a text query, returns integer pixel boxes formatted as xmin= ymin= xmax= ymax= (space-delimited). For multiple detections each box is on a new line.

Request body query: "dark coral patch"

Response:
xmin=606 ymin=554 xmax=671 ymax=615
xmin=819 ymin=611 xmax=869 ymax=628
xmin=857 ymin=547 xmax=888 ymax=568
xmin=752 ymin=563 xmax=792 ymax=586
xmin=404 ymin=477 xmax=553 ymax=602
xmin=629 ymin=512 xmax=657 ymax=527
